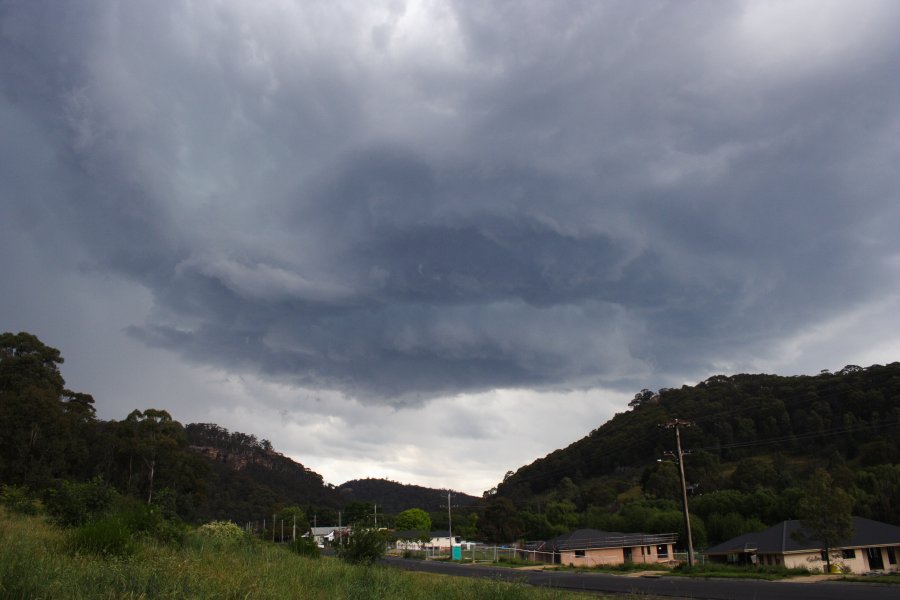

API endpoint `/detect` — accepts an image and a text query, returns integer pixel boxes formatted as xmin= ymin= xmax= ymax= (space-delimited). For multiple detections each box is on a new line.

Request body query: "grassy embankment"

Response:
xmin=0 ymin=509 xmax=605 ymax=599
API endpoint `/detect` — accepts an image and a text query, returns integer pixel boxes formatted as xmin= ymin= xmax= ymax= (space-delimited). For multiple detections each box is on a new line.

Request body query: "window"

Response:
xmin=574 ymin=550 xmax=585 ymax=557
xmin=841 ymin=549 xmax=856 ymax=559
xmin=656 ymin=545 xmax=668 ymax=558
xmin=887 ymin=547 xmax=896 ymax=565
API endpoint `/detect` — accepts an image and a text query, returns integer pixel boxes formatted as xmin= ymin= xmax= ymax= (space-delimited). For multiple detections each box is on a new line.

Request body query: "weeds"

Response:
xmin=0 ymin=509 xmax=586 ymax=599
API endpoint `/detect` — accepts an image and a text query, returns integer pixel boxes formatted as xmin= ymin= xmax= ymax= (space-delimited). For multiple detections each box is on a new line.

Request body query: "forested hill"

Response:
xmin=337 ymin=478 xmax=480 ymax=514
xmin=2 ymin=330 xmax=482 ymax=529
xmin=495 ymin=362 xmax=900 ymax=513
xmin=185 ymin=423 xmax=342 ymax=521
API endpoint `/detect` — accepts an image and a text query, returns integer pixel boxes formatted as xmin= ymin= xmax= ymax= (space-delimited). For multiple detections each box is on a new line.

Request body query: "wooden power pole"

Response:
xmin=662 ymin=418 xmax=695 ymax=566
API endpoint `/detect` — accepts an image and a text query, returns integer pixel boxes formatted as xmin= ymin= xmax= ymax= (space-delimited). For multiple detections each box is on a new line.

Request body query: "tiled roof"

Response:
xmin=705 ymin=517 xmax=900 ymax=555
xmin=545 ymin=529 xmax=677 ymax=551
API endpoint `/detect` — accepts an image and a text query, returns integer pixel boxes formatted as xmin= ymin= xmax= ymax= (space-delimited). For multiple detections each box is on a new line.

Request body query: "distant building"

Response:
xmin=527 ymin=529 xmax=678 ymax=567
xmin=704 ymin=517 xmax=900 ymax=574
xmin=308 ymin=526 xmax=350 ymax=547
xmin=392 ymin=530 xmax=463 ymax=550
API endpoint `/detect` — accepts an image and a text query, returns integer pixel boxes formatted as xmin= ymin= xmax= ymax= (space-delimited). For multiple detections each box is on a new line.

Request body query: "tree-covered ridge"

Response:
xmin=0 ymin=332 xmax=340 ymax=524
xmin=0 ymin=331 xmax=477 ymax=530
xmin=500 ymin=364 xmax=900 ymax=497
xmin=186 ymin=422 xmax=275 ymax=454
xmin=482 ymin=363 xmax=900 ymax=546
xmin=184 ymin=422 xmax=341 ymax=522
xmin=5 ymin=330 xmax=900 ymax=549
xmin=337 ymin=478 xmax=479 ymax=515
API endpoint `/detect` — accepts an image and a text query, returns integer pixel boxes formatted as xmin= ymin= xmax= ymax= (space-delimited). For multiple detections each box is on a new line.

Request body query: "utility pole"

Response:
xmin=662 ymin=418 xmax=695 ymax=566
xmin=447 ymin=491 xmax=453 ymax=558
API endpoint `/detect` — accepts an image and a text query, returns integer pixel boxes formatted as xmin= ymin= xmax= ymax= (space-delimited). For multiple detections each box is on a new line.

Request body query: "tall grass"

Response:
xmin=0 ymin=509 xmax=591 ymax=599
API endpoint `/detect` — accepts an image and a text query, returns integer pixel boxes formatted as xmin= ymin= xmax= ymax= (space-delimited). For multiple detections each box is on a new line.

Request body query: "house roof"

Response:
xmin=545 ymin=529 xmax=678 ymax=551
xmin=705 ymin=517 xmax=900 ymax=555
xmin=310 ymin=526 xmax=337 ymax=535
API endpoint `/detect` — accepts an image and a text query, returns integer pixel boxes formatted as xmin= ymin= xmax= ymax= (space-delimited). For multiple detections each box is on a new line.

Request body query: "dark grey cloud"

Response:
xmin=3 ymin=0 xmax=900 ymax=410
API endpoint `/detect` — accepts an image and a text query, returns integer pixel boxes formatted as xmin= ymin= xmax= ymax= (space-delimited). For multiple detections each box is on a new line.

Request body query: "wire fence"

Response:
xmin=391 ymin=543 xmax=523 ymax=562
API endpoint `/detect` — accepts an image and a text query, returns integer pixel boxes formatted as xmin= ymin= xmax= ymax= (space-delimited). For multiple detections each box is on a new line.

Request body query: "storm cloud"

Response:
xmin=3 ymin=1 xmax=900 ymax=490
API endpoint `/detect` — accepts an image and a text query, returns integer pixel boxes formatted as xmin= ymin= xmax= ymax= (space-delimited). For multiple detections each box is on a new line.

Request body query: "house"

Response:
xmin=308 ymin=526 xmax=350 ymax=547
xmin=528 ymin=529 xmax=678 ymax=567
xmin=704 ymin=517 xmax=900 ymax=574
xmin=392 ymin=530 xmax=463 ymax=551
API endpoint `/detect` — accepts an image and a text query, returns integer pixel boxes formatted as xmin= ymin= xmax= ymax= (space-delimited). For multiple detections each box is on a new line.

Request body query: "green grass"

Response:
xmin=0 ymin=509 xmax=605 ymax=599
xmin=840 ymin=573 xmax=900 ymax=585
xmin=669 ymin=562 xmax=813 ymax=580
xmin=556 ymin=560 xmax=815 ymax=581
xmin=558 ymin=562 xmax=670 ymax=574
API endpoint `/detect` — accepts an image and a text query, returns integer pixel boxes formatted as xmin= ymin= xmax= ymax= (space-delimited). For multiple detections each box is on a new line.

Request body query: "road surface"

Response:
xmin=382 ymin=557 xmax=898 ymax=599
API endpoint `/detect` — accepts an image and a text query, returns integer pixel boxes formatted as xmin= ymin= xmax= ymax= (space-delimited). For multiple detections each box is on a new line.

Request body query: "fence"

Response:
xmin=391 ymin=544 xmax=526 ymax=563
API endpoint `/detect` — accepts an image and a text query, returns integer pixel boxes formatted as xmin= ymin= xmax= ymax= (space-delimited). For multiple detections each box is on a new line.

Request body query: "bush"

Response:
xmin=69 ymin=514 xmax=134 ymax=556
xmin=117 ymin=497 xmax=187 ymax=545
xmin=673 ymin=562 xmax=811 ymax=579
xmin=45 ymin=477 xmax=116 ymax=526
xmin=196 ymin=520 xmax=248 ymax=545
xmin=0 ymin=484 xmax=43 ymax=515
xmin=289 ymin=536 xmax=321 ymax=559
xmin=336 ymin=526 xmax=389 ymax=564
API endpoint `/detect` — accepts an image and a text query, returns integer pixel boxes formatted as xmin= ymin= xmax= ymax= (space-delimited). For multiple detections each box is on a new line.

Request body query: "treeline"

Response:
xmin=0 ymin=332 xmax=339 ymax=524
xmin=0 ymin=331 xmax=480 ymax=532
xmin=6 ymin=330 xmax=900 ymax=549
xmin=477 ymin=364 xmax=900 ymax=547
xmin=337 ymin=478 xmax=479 ymax=515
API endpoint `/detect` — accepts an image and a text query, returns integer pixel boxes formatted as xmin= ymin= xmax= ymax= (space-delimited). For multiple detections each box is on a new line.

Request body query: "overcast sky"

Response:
xmin=3 ymin=1 xmax=900 ymax=497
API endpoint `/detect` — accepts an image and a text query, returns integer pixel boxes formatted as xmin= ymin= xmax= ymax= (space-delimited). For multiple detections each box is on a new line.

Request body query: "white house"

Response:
xmin=393 ymin=530 xmax=463 ymax=550
xmin=307 ymin=526 xmax=350 ymax=547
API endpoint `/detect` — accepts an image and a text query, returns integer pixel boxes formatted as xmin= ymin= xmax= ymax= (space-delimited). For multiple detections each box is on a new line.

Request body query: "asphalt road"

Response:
xmin=382 ymin=557 xmax=899 ymax=599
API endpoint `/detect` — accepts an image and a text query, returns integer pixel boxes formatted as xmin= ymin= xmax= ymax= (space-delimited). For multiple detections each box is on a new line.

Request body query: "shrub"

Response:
xmin=673 ymin=562 xmax=811 ymax=579
xmin=116 ymin=497 xmax=187 ymax=545
xmin=289 ymin=535 xmax=321 ymax=559
xmin=69 ymin=514 xmax=134 ymax=556
xmin=336 ymin=526 xmax=389 ymax=564
xmin=196 ymin=520 xmax=248 ymax=545
xmin=0 ymin=484 xmax=43 ymax=515
xmin=44 ymin=476 xmax=116 ymax=526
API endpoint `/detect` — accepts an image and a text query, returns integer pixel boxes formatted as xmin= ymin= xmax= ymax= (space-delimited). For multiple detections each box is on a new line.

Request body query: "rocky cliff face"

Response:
xmin=188 ymin=445 xmax=277 ymax=471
